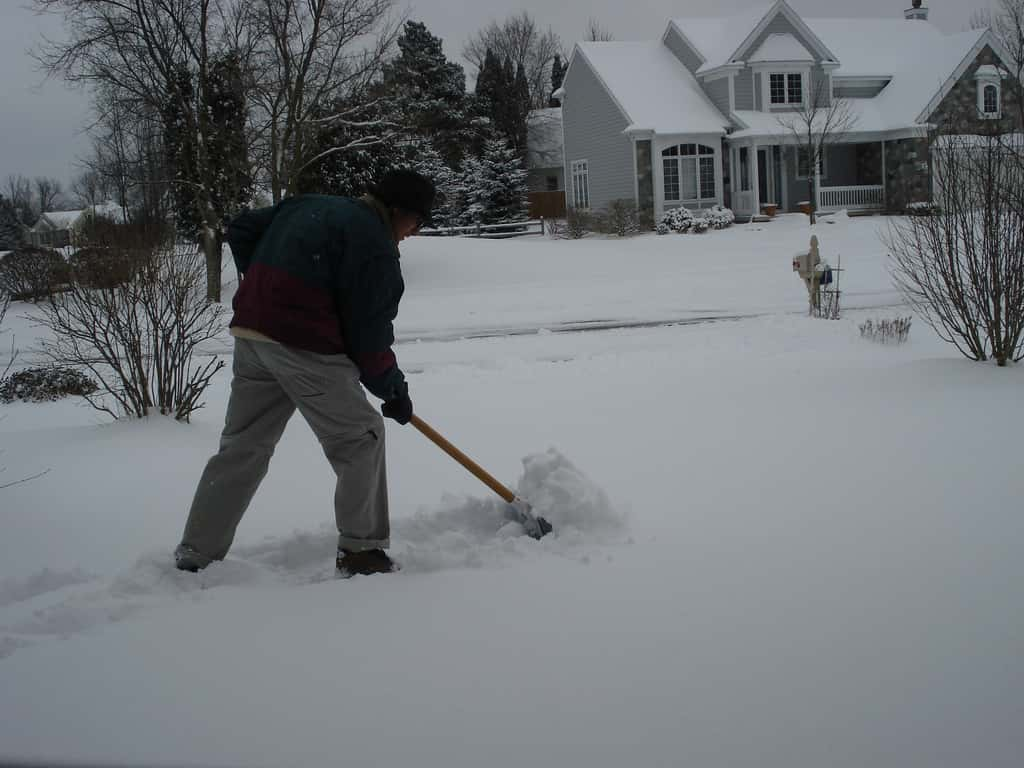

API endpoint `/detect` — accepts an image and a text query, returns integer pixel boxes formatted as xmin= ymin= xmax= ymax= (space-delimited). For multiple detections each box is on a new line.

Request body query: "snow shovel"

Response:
xmin=410 ymin=415 xmax=553 ymax=539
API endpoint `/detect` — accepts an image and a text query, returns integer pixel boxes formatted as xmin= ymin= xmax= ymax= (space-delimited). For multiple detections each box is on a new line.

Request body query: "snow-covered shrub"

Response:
xmin=0 ymin=247 xmax=69 ymax=302
xmin=659 ymin=207 xmax=694 ymax=233
xmin=545 ymin=219 xmax=567 ymax=239
xmin=859 ymin=317 xmax=912 ymax=344
xmin=656 ymin=222 xmax=671 ymax=235
xmin=0 ymin=365 xmax=99 ymax=403
xmin=596 ymin=199 xmax=641 ymax=237
xmin=566 ymin=208 xmax=590 ymax=239
xmin=705 ymin=205 xmax=735 ymax=230
xmin=690 ymin=217 xmax=710 ymax=234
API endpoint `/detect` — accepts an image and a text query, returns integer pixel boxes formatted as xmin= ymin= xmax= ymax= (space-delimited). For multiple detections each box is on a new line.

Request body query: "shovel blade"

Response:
xmin=508 ymin=498 xmax=553 ymax=540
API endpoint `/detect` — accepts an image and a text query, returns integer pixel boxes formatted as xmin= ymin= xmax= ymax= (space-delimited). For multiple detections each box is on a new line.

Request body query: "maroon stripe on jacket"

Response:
xmin=231 ymin=262 xmax=345 ymax=354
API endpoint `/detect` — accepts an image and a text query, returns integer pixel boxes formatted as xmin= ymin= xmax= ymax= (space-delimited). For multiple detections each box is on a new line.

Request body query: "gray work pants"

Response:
xmin=181 ymin=338 xmax=389 ymax=561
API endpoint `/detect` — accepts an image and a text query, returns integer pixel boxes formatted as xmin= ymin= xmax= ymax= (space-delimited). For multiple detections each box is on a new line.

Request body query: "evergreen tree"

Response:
xmin=162 ymin=65 xmax=203 ymax=238
xmin=511 ymin=62 xmax=531 ymax=156
xmin=298 ymin=96 xmax=398 ymax=198
xmin=460 ymin=138 xmax=528 ymax=225
xmin=549 ymin=55 xmax=565 ymax=106
xmin=384 ymin=21 xmax=469 ymax=168
xmin=404 ymin=140 xmax=460 ymax=229
xmin=0 ymin=196 xmax=26 ymax=251
xmin=471 ymin=48 xmax=504 ymax=147
xmin=204 ymin=53 xmax=252 ymax=228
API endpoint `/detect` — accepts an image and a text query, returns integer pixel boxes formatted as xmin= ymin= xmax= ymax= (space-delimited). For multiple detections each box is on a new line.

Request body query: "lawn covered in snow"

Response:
xmin=1 ymin=212 xmax=1021 ymax=767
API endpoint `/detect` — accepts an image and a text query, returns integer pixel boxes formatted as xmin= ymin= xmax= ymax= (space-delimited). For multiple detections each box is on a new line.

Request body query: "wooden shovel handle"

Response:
xmin=410 ymin=415 xmax=515 ymax=504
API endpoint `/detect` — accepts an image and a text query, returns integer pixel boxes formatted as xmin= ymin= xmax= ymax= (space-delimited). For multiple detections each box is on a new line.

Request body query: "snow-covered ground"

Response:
xmin=1 ymin=213 xmax=1021 ymax=767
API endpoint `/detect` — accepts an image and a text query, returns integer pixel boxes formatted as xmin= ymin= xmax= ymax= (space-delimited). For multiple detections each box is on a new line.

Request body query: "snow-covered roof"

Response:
xmin=668 ymin=5 xmax=774 ymax=73
xmin=748 ymin=33 xmax=813 ymax=63
xmin=88 ymin=201 xmax=127 ymax=223
xmin=804 ymin=20 xmax=986 ymax=127
xmin=39 ymin=210 xmax=84 ymax=229
xmin=729 ymin=98 xmax=924 ymax=141
xmin=574 ymin=42 xmax=728 ymax=134
xmin=527 ymin=108 xmax=563 ymax=169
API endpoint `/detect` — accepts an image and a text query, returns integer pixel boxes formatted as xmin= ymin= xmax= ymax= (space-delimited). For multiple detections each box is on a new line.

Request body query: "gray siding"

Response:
xmin=754 ymin=72 xmax=762 ymax=111
xmin=705 ymin=78 xmax=731 ymax=116
xmin=561 ymin=53 xmax=636 ymax=211
xmin=739 ymin=13 xmax=820 ymax=63
xmin=735 ymin=69 xmax=754 ymax=110
xmin=663 ymin=25 xmax=703 ymax=74
xmin=810 ymin=66 xmax=831 ymax=107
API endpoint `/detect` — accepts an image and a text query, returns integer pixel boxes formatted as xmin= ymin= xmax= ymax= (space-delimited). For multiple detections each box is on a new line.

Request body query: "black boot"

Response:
xmin=336 ymin=548 xmax=397 ymax=577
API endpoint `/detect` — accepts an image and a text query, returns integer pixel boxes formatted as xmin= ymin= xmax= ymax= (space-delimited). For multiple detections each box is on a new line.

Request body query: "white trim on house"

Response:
xmin=729 ymin=0 xmax=839 ymax=68
xmin=751 ymin=64 xmax=811 ymax=111
xmin=570 ymin=159 xmax=591 ymax=210
xmin=975 ymin=65 xmax=1005 ymax=120
xmin=651 ymin=133 xmax=724 ymax=219
xmin=662 ymin=20 xmax=708 ymax=70
xmin=699 ymin=64 xmax=745 ymax=82
xmin=915 ymin=29 xmax=1000 ymax=123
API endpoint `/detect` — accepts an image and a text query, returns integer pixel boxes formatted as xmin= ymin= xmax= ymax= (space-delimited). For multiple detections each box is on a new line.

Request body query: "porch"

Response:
xmin=728 ymin=140 xmax=888 ymax=217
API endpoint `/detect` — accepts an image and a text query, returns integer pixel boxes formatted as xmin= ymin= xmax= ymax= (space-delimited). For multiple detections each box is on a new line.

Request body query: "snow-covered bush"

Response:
xmin=859 ymin=317 xmax=912 ymax=344
xmin=0 ymin=365 xmax=99 ymax=403
xmin=690 ymin=217 xmax=710 ymax=234
xmin=659 ymin=207 xmax=694 ymax=233
xmin=0 ymin=247 xmax=69 ymax=302
xmin=545 ymin=219 xmax=567 ymax=239
xmin=656 ymin=222 xmax=671 ymax=235
xmin=705 ymin=205 xmax=736 ymax=230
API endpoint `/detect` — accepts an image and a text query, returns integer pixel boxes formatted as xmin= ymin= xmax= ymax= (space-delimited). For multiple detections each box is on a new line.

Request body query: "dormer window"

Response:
xmin=769 ymin=73 xmax=804 ymax=106
xmin=975 ymin=65 xmax=1003 ymax=120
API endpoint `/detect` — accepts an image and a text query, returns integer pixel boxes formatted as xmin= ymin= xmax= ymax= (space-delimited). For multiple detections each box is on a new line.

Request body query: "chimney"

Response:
xmin=905 ymin=1 xmax=929 ymax=21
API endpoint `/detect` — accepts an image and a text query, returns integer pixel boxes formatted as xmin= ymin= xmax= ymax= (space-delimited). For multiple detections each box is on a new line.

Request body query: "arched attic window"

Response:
xmin=662 ymin=144 xmax=716 ymax=205
xmin=975 ymin=65 xmax=1003 ymax=119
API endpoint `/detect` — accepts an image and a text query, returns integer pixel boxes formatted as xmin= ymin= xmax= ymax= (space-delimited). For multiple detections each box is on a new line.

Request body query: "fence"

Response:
xmin=818 ymin=185 xmax=884 ymax=212
xmin=418 ymin=219 xmax=546 ymax=239
xmin=528 ymin=190 xmax=566 ymax=219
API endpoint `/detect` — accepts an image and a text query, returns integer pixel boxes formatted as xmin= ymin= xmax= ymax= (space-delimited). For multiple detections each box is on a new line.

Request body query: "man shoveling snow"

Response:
xmin=174 ymin=169 xmax=434 ymax=578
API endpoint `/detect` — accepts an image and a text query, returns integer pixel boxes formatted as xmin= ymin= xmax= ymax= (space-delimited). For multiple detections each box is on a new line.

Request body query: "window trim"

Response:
xmin=978 ymin=82 xmax=1001 ymax=120
xmin=570 ymin=159 xmax=590 ymax=210
xmin=795 ymin=146 xmax=828 ymax=181
xmin=661 ymin=144 xmax=717 ymax=204
xmin=753 ymin=65 xmax=810 ymax=111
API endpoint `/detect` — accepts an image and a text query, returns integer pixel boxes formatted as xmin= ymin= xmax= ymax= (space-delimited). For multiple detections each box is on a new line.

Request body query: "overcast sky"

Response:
xmin=0 ymin=0 xmax=994 ymax=192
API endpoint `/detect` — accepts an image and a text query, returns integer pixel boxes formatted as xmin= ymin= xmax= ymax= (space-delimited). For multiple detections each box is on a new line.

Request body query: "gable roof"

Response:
xmin=572 ymin=42 xmax=728 ymax=134
xmin=748 ymin=33 xmax=814 ymax=63
xmin=803 ymin=19 xmax=987 ymax=127
xmin=670 ymin=1 xmax=837 ymax=75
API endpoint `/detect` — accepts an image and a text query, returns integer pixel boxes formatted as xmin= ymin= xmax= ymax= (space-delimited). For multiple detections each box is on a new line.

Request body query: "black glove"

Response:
xmin=381 ymin=392 xmax=413 ymax=425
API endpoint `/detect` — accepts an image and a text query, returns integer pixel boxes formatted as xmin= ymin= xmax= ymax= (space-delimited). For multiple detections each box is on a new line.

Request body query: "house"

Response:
xmin=29 ymin=202 xmax=127 ymax=248
xmin=557 ymin=1 xmax=1020 ymax=221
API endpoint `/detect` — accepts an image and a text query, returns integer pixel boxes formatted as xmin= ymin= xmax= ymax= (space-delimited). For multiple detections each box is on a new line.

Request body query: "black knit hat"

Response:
xmin=372 ymin=169 xmax=436 ymax=224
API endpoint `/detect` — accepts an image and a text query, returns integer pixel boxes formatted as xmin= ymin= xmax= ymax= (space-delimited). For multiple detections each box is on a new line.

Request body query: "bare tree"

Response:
xmin=34 ymin=0 xmax=249 ymax=302
xmin=247 ymin=0 xmax=402 ymax=201
xmin=36 ymin=240 xmax=226 ymax=420
xmin=33 ymin=177 xmax=63 ymax=214
xmin=4 ymin=175 xmax=34 ymax=226
xmin=71 ymin=169 xmax=108 ymax=210
xmin=464 ymin=12 xmax=563 ymax=110
xmin=776 ymin=78 xmax=855 ymax=224
xmin=886 ymin=130 xmax=1024 ymax=366
xmin=586 ymin=18 xmax=614 ymax=42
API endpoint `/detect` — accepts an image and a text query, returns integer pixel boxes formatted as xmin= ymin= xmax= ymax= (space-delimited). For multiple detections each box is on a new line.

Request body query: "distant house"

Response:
xmin=558 ymin=0 xmax=1020 ymax=220
xmin=29 ymin=202 xmax=127 ymax=248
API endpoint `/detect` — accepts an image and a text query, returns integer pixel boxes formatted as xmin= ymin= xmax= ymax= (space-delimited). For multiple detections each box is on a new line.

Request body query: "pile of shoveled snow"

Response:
xmin=0 ymin=449 xmax=624 ymax=659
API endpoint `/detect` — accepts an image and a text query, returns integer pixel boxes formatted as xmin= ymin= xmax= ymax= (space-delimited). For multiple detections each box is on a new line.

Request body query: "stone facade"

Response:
xmin=884 ymin=137 xmax=932 ymax=211
xmin=927 ymin=45 xmax=1023 ymax=135
xmin=635 ymin=140 xmax=654 ymax=216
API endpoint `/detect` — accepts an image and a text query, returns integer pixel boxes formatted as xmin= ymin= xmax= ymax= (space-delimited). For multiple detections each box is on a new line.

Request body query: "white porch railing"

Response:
xmin=818 ymin=185 xmax=884 ymax=212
